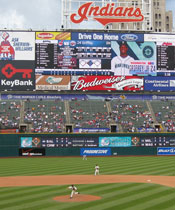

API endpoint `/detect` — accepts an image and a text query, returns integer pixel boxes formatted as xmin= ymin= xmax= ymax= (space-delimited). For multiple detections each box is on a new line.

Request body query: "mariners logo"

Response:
xmin=143 ymin=46 xmax=154 ymax=58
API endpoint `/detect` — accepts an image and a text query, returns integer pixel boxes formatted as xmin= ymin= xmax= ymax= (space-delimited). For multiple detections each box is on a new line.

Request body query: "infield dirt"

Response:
xmin=1 ymin=175 xmax=174 ymax=202
xmin=0 ymin=175 xmax=174 ymax=188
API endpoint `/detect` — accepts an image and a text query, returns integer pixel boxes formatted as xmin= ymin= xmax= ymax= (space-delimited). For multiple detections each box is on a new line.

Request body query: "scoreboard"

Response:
xmin=35 ymin=40 xmax=111 ymax=75
xmin=20 ymin=136 xmax=175 ymax=148
xmin=141 ymin=136 xmax=175 ymax=147
xmin=41 ymin=137 xmax=99 ymax=147
xmin=157 ymin=45 xmax=175 ymax=70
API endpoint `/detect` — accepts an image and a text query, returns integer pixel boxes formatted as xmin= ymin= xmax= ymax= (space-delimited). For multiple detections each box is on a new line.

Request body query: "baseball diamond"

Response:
xmin=0 ymin=157 xmax=175 ymax=210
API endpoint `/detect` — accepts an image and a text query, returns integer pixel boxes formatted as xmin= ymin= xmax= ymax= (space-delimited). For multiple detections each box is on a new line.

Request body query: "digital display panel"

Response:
xmin=41 ymin=137 xmax=99 ymax=148
xmin=140 ymin=136 xmax=175 ymax=147
xmin=111 ymin=41 xmax=156 ymax=76
xmin=20 ymin=137 xmax=41 ymax=148
xmin=99 ymin=137 xmax=132 ymax=147
xmin=20 ymin=136 xmax=175 ymax=148
xmin=157 ymin=45 xmax=175 ymax=70
xmin=35 ymin=40 xmax=111 ymax=75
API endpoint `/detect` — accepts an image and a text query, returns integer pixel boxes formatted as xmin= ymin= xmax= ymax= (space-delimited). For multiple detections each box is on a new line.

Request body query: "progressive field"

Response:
xmin=0 ymin=156 xmax=175 ymax=210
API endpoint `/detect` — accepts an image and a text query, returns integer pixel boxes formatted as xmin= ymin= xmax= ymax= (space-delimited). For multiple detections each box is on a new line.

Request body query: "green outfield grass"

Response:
xmin=0 ymin=156 xmax=175 ymax=210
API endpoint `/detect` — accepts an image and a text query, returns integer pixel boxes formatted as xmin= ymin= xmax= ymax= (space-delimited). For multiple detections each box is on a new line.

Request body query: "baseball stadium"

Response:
xmin=0 ymin=0 xmax=175 ymax=210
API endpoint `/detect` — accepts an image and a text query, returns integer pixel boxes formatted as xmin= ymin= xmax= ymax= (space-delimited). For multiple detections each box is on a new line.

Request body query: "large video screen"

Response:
xmin=0 ymin=31 xmax=175 ymax=91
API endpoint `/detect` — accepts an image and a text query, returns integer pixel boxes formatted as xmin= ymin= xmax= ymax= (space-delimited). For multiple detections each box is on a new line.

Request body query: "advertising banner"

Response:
xmin=0 ymin=31 xmax=35 ymax=60
xmin=0 ymin=60 xmax=35 ymax=90
xmin=19 ymin=148 xmax=45 ymax=156
xmin=111 ymin=41 xmax=156 ymax=76
xmin=99 ymin=137 xmax=132 ymax=147
xmin=71 ymin=32 xmax=144 ymax=42
xmin=36 ymin=32 xmax=71 ymax=40
xmin=71 ymin=76 xmax=144 ymax=91
xmin=73 ymin=128 xmax=110 ymax=133
xmin=80 ymin=148 xmax=111 ymax=156
xmin=144 ymin=34 xmax=175 ymax=42
xmin=144 ymin=77 xmax=175 ymax=91
xmin=35 ymin=75 xmax=70 ymax=90
xmin=2 ymin=94 xmax=175 ymax=101
xmin=138 ymin=127 xmax=155 ymax=133
xmin=157 ymin=147 xmax=175 ymax=155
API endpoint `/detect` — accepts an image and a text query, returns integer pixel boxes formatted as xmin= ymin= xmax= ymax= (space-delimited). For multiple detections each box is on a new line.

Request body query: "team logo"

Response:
xmin=32 ymin=138 xmax=41 ymax=147
xmin=132 ymin=137 xmax=140 ymax=146
xmin=58 ymin=40 xmax=64 ymax=46
xmin=143 ymin=46 xmax=154 ymax=58
xmin=70 ymin=41 xmax=76 ymax=46
xmin=70 ymin=2 xmax=144 ymax=26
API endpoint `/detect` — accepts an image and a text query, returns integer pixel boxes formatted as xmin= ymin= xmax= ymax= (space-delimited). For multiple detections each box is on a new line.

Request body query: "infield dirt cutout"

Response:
xmin=0 ymin=175 xmax=174 ymax=202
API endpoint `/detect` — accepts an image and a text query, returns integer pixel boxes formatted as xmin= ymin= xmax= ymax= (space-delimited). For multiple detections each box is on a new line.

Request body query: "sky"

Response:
xmin=0 ymin=0 xmax=61 ymax=30
xmin=0 ymin=0 xmax=174 ymax=31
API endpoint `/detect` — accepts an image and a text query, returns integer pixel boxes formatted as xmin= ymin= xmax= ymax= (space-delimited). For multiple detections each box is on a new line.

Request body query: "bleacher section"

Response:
xmin=110 ymin=100 xmax=154 ymax=132
xmin=0 ymin=100 xmax=21 ymax=130
xmin=23 ymin=100 xmax=66 ymax=133
xmin=1 ymin=98 xmax=175 ymax=133
xmin=69 ymin=100 xmax=110 ymax=128
xmin=150 ymin=100 xmax=175 ymax=132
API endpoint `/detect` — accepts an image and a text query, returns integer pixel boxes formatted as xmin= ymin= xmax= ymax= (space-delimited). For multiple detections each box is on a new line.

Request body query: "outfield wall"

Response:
xmin=0 ymin=133 xmax=175 ymax=157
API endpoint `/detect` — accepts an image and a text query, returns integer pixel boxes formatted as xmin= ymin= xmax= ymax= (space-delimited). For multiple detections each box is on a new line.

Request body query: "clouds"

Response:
xmin=0 ymin=9 xmax=25 ymax=29
xmin=0 ymin=0 xmax=61 ymax=30
xmin=0 ymin=0 xmax=173 ymax=30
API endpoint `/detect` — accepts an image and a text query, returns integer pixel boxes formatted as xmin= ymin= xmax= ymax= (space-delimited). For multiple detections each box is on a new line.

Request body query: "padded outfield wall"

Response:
xmin=0 ymin=133 xmax=175 ymax=157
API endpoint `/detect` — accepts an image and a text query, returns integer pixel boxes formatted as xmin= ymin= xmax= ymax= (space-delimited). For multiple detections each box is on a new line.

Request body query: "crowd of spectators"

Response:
xmin=70 ymin=100 xmax=111 ymax=128
xmin=0 ymin=101 xmax=21 ymax=129
xmin=152 ymin=101 xmax=175 ymax=132
xmin=24 ymin=100 xmax=66 ymax=133
xmin=110 ymin=100 xmax=154 ymax=132
xmin=0 ymin=99 xmax=175 ymax=133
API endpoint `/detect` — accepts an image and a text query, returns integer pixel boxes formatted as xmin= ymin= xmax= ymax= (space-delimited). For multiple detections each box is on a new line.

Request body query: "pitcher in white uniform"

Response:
xmin=68 ymin=185 xmax=80 ymax=198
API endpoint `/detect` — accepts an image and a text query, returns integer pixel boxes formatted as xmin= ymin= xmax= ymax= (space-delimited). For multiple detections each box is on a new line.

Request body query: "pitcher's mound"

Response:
xmin=53 ymin=194 xmax=102 ymax=202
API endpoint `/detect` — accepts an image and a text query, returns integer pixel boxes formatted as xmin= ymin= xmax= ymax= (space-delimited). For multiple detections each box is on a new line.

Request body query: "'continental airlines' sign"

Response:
xmin=70 ymin=2 xmax=144 ymax=26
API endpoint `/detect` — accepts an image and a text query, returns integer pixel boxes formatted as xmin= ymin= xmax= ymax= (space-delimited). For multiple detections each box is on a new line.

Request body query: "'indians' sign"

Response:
xmin=70 ymin=2 xmax=144 ymax=26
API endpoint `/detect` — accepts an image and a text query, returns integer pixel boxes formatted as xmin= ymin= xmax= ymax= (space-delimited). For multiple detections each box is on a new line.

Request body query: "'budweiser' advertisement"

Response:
xmin=70 ymin=2 xmax=144 ymax=26
xmin=71 ymin=76 xmax=144 ymax=91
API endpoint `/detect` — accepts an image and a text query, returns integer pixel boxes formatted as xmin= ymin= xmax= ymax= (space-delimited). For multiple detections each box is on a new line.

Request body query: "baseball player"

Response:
xmin=111 ymin=41 xmax=134 ymax=76
xmin=68 ymin=184 xmax=80 ymax=199
xmin=95 ymin=164 xmax=100 ymax=175
xmin=83 ymin=155 xmax=87 ymax=160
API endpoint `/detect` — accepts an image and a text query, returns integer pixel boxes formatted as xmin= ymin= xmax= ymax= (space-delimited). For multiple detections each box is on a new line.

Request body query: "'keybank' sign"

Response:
xmin=0 ymin=61 xmax=35 ymax=91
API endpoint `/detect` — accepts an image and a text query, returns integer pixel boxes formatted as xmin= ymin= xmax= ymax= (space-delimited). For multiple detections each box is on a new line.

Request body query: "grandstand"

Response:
xmin=1 ymin=97 xmax=174 ymax=133
xmin=0 ymin=100 xmax=21 ymax=131
xmin=150 ymin=100 xmax=175 ymax=132
xmin=23 ymin=99 xmax=66 ymax=133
